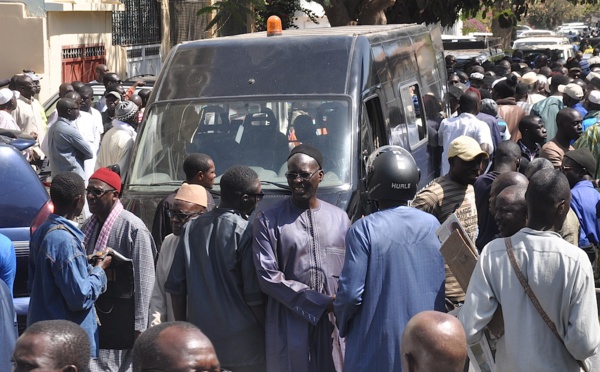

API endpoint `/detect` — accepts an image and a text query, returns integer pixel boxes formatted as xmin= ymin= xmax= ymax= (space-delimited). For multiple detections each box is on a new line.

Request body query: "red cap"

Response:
xmin=90 ymin=167 xmax=122 ymax=193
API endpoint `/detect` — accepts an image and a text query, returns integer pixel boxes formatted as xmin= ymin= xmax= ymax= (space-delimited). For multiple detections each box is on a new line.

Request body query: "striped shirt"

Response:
xmin=412 ymin=176 xmax=478 ymax=302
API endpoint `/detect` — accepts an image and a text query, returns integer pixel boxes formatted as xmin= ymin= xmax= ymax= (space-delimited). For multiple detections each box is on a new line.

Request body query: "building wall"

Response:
xmin=0 ymin=3 xmax=45 ymax=88
xmin=46 ymin=11 xmax=119 ymax=101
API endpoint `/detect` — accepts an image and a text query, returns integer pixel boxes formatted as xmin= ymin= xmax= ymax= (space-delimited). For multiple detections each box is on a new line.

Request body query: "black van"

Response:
xmin=122 ymin=24 xmax=448 ymax=225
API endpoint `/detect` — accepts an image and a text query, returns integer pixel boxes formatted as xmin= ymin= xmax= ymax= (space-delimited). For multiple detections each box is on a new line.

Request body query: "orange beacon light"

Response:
xmin=267 ymin=15 xmax=283 ymax=37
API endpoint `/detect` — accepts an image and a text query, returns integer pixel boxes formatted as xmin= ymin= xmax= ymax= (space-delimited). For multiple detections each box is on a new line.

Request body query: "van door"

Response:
xmin=352 ymin=95 xmax=388 ymax=219
xmin=397 ymin=82 xmax=435 ymax=188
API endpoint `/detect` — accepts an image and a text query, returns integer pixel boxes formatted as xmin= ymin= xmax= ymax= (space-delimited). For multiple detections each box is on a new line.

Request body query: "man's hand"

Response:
xmin=327 ymin=295 xmax=336 ymax=313
xmin=95 ymin=251 xmax=113 ymax=270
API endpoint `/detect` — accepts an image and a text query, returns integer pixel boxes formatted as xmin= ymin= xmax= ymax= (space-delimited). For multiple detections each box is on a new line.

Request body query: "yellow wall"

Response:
xmin=46 ymin=11 xmax=118 ymax=101
xmin=0 ymin=3 xmax=45 ymax=88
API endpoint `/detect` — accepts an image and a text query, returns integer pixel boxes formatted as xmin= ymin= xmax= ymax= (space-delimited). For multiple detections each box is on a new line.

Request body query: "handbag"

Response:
xmin=504 ymin=237 xmax=589 ymax=372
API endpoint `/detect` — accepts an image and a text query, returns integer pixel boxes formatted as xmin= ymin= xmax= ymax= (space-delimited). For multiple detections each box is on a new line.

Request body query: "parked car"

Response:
xmin=520 ymin=44 xmax=576 ymax=65
xmin=517 ymin=30 xmax=556 ymax=39
xmin=512 ymin=37 xmax=571 ymax=49
xmin=42 ymin=76 xmax=156 ymax=118
xmin=0 ymin=130 xmax=51 ymax=333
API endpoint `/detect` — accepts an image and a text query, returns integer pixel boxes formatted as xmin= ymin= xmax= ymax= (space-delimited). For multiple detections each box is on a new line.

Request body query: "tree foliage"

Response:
xmin=198 ymin=0 xmax=600 ymax=41
xmin=198 ymin=0 xmax=320 ymax=36
xmin=526 ymin=0 xmax=599 ymax=29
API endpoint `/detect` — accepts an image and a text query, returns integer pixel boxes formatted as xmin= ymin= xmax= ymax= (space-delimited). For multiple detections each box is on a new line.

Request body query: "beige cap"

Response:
xmin=558 ymin=83 xmax=584 ymax=100
xmin=175 ymin=184 xmax=208 ymax=207
xmin=447 ymin=136 xmax=489 ymax=161
xmin=521 ymin=72 xmax=537 ymax=85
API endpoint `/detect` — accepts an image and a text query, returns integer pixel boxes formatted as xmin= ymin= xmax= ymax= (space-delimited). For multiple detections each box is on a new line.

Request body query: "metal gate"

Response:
xmin=124 ymin=44 xmax=162 ymax=78
xmin=62 ymin=45 xmax=106 ymax=83
xmin=112 ymin=0 xmax=162 ymax=77
xmin=112 ymin=0 xmax=161 ymax=46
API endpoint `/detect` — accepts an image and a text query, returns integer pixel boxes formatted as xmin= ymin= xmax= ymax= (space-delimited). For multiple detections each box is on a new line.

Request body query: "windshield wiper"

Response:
xmin=260 ymin=180 xmax=291 ymax=190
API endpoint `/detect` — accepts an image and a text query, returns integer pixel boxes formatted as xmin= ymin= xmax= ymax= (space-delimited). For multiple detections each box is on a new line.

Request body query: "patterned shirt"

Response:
xmin=574 ymin=123 xmax=600 ymax=179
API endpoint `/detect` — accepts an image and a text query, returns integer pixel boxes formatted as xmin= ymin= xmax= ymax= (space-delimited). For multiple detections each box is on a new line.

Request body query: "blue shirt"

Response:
xmin=334 ymin=206 xmax=446 ymax=372
xmin=574 ymin=102 xmax=588 ymax=119
xmin=27 ymin=214 xmax=107 ymax=357
xmin=570 ymin=180 xmax=600 ymax=247
xmin=46 ymin=117 xmax=93 ymax=178
xmin=0 ymin=233 xmax=15 ymax=294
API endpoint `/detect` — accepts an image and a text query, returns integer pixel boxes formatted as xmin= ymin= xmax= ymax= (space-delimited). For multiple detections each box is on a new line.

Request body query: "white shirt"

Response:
xmin=0 ymin=110 xmax=20 ymax=131
xmin=149 ymin=233 xmax=179 ymax=325
xmin=459 ymin=228 xmax=600 ymax=372
xmin=438 ymin=112 xmax=494 ymax=175
xmin=95 ymin=120 xmax=135 ymax=174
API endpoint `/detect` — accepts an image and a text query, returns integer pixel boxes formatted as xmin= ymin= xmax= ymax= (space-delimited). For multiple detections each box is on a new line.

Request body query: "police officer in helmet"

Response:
xmin=366 ymin=145 xmax=421 ymax=209
xmin=334 ymin=145 xmax=446 ymax=372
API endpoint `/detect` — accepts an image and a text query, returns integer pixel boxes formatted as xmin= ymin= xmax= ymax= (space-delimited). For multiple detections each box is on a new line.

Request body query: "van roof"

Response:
xmin=158 ymin=25 xmax=436 ymax=100
xmin=181 ymin=24 xmax=425 ymax=44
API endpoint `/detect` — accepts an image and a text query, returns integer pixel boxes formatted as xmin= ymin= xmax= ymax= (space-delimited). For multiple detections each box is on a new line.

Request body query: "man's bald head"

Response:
xmin=489 ymin=171 xmax=529 ymax=215
xmin=57 ymin=97 xmax=80 ymax=120
xmin=524 ymin=157 xmax=553 ymax=179
xmin=495 ymin=185 xmax=528 ymax=237
xmin=59 ymin=83 xmax=74 ymax=98
xmin=526 ymin=169 xmax=571 ymax=231
xmin=133 ymin=322 xmax=220 ymax=372
xmin=459 ymin=91 xmax=480 ymax=115
xmin=401 ymin=311 xmax=467 ymax=372
xmin=556 ymin=107 xmax=583 ymax=141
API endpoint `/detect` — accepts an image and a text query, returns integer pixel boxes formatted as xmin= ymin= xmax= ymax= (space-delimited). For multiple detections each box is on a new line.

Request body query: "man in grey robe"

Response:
xmin=253 ymin=144 xmax=351 ymax=372
xmin=82 ymin=167 xmax=156 ymax=372
xmin=166 ymin=166 xmax=265 ymax=372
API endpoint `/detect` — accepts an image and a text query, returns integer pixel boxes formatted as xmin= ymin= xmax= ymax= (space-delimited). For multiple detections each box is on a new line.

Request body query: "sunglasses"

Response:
xmin=246 ymin=192 xmax=265 ymax=201
xmin=85 ymin=188 xmax=116 ymax=197
xmin=284 ymin=169 xmax=321 ymax=181
xmin=167 ymin=210 xmax=202 ymax=220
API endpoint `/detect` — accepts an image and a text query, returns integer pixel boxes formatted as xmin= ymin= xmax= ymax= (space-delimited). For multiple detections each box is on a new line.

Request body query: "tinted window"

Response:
xmin=129 ymin=98 xmax=352 ymax=191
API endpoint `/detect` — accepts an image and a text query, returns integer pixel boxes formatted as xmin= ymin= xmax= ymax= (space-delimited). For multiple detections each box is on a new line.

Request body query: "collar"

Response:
xmin=458 ymin=112 xmax=477 ymax=119
xmin=573 ymin=179 xmax=594 ymax=189
xmin=47 ymin=214 xmax=84 ymax=239
xmin=18 ymin=95 xmax=32 ymax=105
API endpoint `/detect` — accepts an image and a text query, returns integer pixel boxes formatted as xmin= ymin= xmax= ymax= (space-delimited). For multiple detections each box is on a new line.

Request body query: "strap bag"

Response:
xmin=504 ymin=237 xmax=589 ymax=372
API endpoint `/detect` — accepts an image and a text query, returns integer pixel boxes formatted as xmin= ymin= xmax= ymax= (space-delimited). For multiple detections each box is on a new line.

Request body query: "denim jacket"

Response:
xmin=27 ymin=214 xmax=107 ymax=357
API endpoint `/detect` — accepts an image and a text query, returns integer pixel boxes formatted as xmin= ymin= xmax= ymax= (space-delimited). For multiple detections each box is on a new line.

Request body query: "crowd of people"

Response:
xmin=0 ymin=64 xmax=150 ymax=182
xmin=2 ymin=48 xmax=600 ymax=372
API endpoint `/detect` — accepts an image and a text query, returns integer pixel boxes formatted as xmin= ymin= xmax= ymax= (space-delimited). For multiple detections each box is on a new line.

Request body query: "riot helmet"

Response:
xmin=366 ymin=145 xmax=420 ymax=201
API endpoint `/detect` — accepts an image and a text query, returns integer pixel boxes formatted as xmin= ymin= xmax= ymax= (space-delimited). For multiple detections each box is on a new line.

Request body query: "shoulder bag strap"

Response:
xmin=504 ymin=237 xmax=588 ymax=372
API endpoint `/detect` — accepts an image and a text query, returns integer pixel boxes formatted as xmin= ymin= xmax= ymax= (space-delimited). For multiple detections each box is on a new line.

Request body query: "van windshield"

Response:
xmin=128 ymin=98 xmax=352 ymax=191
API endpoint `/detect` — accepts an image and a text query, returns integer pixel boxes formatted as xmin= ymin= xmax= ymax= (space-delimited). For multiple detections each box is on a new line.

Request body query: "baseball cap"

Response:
xmin=24 ymin=72 xmax=42 ymax=81
xmin=558 ymin=83 xmax=584 ymax=100
xmin=521 ymin=72 xmax=537 ymax=85
xmin=447 ymin=136 xmax=489 ymax=161
xmin=564 ymin=149 xmax=597 ymax=177
xmin=0 ymin=89 xmax=19 ymax=105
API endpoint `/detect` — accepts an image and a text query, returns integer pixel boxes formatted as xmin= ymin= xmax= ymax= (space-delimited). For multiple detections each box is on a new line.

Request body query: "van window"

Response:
xmin=364 ymin=96 xmax=387 ymax=149
xmin=129 ymin=98 xmax=352 ymax=191
xmin=399 ymin=83 xmax=427 ymax=148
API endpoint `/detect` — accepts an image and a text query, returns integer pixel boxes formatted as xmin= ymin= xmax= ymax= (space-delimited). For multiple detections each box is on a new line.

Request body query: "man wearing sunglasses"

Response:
xmin=253 ymin=144 xmax=351 ymax=372
xmin=166 ymin=166 xmax=266 ymax=372
xmin=82 ymin=167 xmax=157 ymax=372
xmin=149 ymin=183 xmax=207 ymax=326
